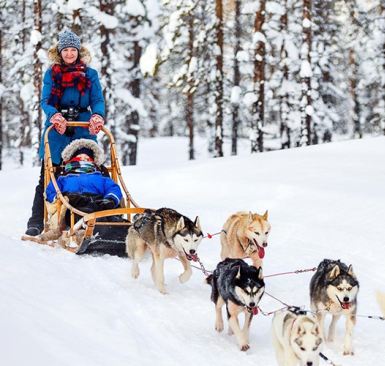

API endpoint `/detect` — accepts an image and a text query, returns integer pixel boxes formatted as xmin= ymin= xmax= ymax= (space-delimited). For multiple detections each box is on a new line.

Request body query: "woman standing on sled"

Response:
xmin=26 ymin=30 xmax=105 ymax=236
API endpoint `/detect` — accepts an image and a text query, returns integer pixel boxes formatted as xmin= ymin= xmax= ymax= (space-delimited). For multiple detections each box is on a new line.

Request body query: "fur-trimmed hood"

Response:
xmin=62 ymin=139 xmax=105 ymax=166
xmin=48 ymin=44 xmax=92 ymax=65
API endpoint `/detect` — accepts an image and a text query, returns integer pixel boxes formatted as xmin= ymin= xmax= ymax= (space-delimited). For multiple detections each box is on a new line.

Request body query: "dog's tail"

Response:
xmin=376 ymin=291 xmax=385 ymax=316
xmin=204 ymin=274 xmax=213 ymax=285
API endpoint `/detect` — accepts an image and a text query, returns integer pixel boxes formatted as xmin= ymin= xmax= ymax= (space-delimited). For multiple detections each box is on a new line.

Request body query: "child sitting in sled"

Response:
xmin=38 ymin=138 xmax=123 ymax=244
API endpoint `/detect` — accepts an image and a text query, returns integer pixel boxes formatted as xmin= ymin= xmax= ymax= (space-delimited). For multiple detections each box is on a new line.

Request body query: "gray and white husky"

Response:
xmin=271 ymin=308 xmax=323 ymax=366
xmin=205 ymin=258 xmax=265 ymax=351
xmin=126 ymin=208 xmax=203 ymax=294
xmin=310 ymin=259 xmax=359 ymax=355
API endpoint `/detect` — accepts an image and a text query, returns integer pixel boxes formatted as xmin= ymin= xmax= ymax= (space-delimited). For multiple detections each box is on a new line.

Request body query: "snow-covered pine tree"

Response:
xmin=32 ymin=0 xmax=43 ymax=165
xmin=299 ymin=0 xmax=313 ymax=146
xmin=12 ymin=0 xmax=34 ymax=166
xmin=379 ymin=0 xmax=385 ymax=135
xmin=115 ymin=0 xmax=158 ymax=165
xmin=251 ymin=0 xmax=266 ymax=153
xmin=214 ymin=0 xmax=224 ymax=157
xmin=159 ymin=0 xmax=201 ymax=160
xmin=99 ymin=0 xmax=115 ymax=125
xmin=312 ymin=0 xmax=341 ymax=144
xmin=230 ymin=0 xmax=242 ymax=156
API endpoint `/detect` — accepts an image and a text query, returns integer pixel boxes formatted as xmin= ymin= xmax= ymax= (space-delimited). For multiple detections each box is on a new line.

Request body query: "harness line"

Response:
xmin=203 ymin=230 xmax=225 ymax=239
xmin=259 ymin=291 xmax=385 ymax=321
xmin=319 ymin=352 xmax=341 ymax=366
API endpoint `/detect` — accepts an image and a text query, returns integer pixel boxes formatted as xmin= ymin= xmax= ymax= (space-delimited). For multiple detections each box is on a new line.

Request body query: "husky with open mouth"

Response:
xmin=205 ymin=258 xmax=265 ymax=351
xmin=220 ymin=211 xmax=271 ymax=268
xmin=310 ymin=258 xmax=359 ymax=355
xmin=126 ymin=208 xmax=203 ymax=294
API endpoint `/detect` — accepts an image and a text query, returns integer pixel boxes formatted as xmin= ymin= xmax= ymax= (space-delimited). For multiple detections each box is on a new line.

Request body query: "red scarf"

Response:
xmin=47 ymin=61 xmax=91 ymax=109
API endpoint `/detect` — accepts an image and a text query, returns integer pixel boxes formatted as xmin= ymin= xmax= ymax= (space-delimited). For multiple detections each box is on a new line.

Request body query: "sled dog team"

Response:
xmin=124 ymin=207 xmax=382 ymax=365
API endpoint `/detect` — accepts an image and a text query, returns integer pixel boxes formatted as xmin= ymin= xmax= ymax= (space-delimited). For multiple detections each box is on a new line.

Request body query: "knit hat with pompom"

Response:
xmin=58 ymin=30 xmax=81 ymax=53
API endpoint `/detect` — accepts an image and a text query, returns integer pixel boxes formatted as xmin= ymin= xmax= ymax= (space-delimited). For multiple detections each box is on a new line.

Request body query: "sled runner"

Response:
xmin=22 ymin=122 xmax=148 ymax=256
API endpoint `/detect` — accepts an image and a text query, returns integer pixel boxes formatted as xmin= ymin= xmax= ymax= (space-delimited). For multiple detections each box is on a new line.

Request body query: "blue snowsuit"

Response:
xmin=46 ymin=172 xmax=123 ymax=207
xmin=39 ymin=67 xmax=105 ymax=164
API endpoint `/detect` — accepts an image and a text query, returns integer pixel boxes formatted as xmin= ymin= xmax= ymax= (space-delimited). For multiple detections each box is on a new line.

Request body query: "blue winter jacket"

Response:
xmin=39 ymin=67 xmax=105 ymax=164
xmin=46 ymin=172 xmax=123 ymax=207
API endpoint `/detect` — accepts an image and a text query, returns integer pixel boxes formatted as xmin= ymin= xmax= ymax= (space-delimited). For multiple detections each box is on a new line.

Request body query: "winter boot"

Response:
xmin=25 ymin=226 xmax=43 ymax=236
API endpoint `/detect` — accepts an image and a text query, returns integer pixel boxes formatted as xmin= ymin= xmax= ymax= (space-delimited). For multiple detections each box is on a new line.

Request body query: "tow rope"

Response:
xmin=264 ymin=267 xmax=316 ymax=278
xmin=203 ymin=230 xmax=226 ymax=239
xmin=258 ymin=291 xmax=385 ymax=321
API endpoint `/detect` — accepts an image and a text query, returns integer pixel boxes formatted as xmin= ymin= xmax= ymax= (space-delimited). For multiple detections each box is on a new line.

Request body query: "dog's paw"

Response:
xmin=179 ymin=271 xmax=192 ymax=284
xmin=327 ymin=335 xmax=334 ymax=342
xmin=228 ymin=327 xmax=234 ymax=336
xmin=343 ymin=347 xmax=354 ymax=356
xmin=157 ymin=284 xmax=168 ymax=295
xmin=131 ymin=265 xmax=140 ymax=279
xmin=239 ymin=343 xmax=250 ymax=352
xmin=215 ymin=322 xmax=224 ymax=332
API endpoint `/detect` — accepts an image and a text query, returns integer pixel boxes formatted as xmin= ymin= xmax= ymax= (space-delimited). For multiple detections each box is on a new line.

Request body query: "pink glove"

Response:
xmin=50 ymin=113 xmax=67 ymax=135
xmin=89 ymin=114 xmax=104 ymax=135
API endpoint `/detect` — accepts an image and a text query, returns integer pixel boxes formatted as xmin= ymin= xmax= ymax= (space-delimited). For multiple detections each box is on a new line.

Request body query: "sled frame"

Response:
xmin=36 ymin=122 xmax=148 ymax=253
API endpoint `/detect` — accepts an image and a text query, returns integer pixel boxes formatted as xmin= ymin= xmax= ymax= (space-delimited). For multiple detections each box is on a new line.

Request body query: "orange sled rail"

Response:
xmin=22 ymin=122 xmax=149 ymax=256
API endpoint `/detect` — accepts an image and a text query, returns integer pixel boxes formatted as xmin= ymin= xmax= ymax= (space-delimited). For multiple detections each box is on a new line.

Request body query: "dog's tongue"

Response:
xmin=258 ymin=246 xmax=265 ymax=259
xmin=252 ymin=307 xmax=258 ymax=315
xmin=342 ymin=302 xmax=350 ymax=310
xmin=188 ymin=254 xmax=198 ymax=262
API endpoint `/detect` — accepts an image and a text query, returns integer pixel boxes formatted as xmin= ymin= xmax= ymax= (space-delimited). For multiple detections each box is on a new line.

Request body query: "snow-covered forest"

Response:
xmin=0 ymin=0 xmax=385 ymax=169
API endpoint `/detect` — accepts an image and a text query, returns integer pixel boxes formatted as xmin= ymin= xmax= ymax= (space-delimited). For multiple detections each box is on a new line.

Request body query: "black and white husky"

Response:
xmin=205 ymin=258 xmax=265 ymax=351
xmin=310 ymin=259 xmax=359 ymax=355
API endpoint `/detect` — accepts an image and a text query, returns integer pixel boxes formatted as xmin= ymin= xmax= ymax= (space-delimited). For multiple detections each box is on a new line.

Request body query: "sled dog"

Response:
xmin=205 ymin=258 xmax=265 ymax=351
xmin=271 ymin=308 xmax=323 ymax=366
xmin=310 ymin=259 xmax=359 ymax=355
xmin=220 ymin=211 xmax=271 ymax=268
xmin=377 ymin=291 xmax=385 ymax=316
xmin=126 ymin=208 xmax=203 ymax=294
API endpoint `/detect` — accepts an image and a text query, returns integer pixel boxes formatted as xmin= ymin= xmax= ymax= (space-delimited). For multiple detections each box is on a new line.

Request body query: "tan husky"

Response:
xmin=220 ymin=211 xmax=271 ymax=268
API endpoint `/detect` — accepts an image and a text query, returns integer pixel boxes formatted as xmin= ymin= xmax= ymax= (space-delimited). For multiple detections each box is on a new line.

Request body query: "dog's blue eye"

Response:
xmin=313 ymin=347 xmax=317 ymax=351
xmin=184 ymin=238 xmax=188 ymax=242
xmin=347 ymin=287 xmax=352 ymax=291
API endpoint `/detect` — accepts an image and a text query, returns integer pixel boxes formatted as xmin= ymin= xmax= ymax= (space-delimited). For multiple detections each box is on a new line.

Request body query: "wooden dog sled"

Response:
xmin=22 ymin=122 xmax=148 ymax=256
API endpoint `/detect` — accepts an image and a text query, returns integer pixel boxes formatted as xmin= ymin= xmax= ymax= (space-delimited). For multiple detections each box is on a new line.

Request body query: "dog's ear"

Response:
xmin=295 ymin=321 xmax=306 ymax=336
xmin=262 ymin=210 xmax=268 ymax=220
xmin=236 ymin=266 xmax=242 ymax=279
xmin=257 ymin=267 xmax=263 ymax=280
xmin=311 ymin=322 xmax=321 ymax=336
xmin=329 ymin=264 xmax=340 ymax=280
xmin=347 ymin=264 xmax=356 ymax=279
xmin=176 ymin=216 xmax=185 ymax=231
xmin=194 ymin=216 xmax=202 ymax=231
xmin=248 ymin=211 xmax=253 ymax=222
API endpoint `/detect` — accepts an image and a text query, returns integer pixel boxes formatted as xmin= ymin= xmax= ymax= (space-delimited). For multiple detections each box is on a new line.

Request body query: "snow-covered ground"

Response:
xmin=1 ymin=136 xmax=385 ymax=366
